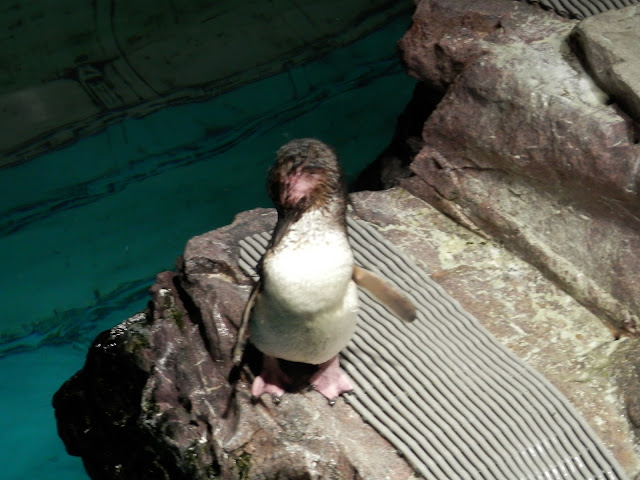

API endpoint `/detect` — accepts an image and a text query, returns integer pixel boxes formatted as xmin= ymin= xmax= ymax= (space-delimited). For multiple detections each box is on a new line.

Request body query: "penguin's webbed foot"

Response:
xmin=251 ymin=355 xmax=290 ymax=402
xmin=309 ymin=356 xmax=353 ymax=405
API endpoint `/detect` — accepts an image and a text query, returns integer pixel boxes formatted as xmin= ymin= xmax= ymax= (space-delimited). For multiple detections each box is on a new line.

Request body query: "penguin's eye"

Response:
xmin=283 ymin=170 xmax=319 ymax=206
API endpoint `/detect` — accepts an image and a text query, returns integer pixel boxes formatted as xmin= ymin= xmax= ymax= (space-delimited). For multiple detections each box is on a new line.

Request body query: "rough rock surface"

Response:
xmin=572 ymin=5 xmax=640 ymax=123
xmin=353 ymin=189 xmax=640 ymax=479
xmin=393 ymin=0 xmax=640 ymax=336
xmin=54 ymin=188 xmax=640 ymax=478
xmin=53 ymin=205 xmax=414 ymax=480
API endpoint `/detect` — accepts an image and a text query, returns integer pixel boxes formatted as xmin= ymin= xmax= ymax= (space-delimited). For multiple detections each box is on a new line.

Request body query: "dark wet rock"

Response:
xmin=53 ymin=207 xmax=414 ymax=480
xmin=384 ymin=0 xmax=640 ymax=335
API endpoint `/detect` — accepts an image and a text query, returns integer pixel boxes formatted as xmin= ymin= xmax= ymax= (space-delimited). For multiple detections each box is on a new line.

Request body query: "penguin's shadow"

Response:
xmin=231 ymin=342 xmax=318 ymax=392
xmin=225 ymin=342 xmax=321 ymax=415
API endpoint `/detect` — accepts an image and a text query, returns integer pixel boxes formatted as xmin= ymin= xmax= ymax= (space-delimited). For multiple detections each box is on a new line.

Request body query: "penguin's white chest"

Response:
xmin=265 ymin=234 xmax=353 ymax=312
xmin=251 ymin=225 xmax=359 ymax=365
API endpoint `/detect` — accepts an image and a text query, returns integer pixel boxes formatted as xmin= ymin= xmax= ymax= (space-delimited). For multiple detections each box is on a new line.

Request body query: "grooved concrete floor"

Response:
xmin=239 ymin=213 xmax=627 ymax=479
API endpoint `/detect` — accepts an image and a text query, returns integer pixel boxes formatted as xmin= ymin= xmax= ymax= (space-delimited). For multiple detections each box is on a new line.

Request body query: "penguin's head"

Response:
xmin=268 ymin=138 xmax=346 ymax=213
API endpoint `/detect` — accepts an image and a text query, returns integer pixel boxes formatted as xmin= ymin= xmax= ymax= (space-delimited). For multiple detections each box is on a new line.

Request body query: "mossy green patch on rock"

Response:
xmin=170 ymin=308 xmax=185 ymax=331
xmin=235 ymin=452 xmax=252 ymax=480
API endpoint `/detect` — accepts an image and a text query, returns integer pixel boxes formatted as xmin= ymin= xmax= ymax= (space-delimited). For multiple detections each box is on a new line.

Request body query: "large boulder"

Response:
xmin=53 ymin=206 xmax=413 ymax=480
xmin=394 ymin=0 xmax=640 ymax=335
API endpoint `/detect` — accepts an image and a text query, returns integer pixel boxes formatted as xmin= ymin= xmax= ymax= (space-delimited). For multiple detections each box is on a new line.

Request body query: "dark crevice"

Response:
xmin=351 ymin=82 xmax=445 ymax=191
xmin=172 ymin=275 xmax=213 ymax=359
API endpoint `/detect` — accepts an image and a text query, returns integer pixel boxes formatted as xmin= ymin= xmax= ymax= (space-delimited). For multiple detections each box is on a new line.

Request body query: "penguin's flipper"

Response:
xmin=353 ymin=265 xmax=416 ymax=322
xmin=232 ymin=281 xmax=261 ymax=366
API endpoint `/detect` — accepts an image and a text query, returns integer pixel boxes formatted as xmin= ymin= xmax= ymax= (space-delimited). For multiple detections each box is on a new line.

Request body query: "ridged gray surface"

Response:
xmin=520 ymin=0 xmax=639 ymax=18
xmin=238 ymin=217 xmax=627 ymax=480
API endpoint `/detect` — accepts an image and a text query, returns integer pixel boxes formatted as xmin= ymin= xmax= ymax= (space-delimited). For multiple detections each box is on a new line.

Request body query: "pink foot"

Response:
xmin=251 ymin=355 xmax=290 ymax=402
xmin=309 ymin=356 xmax=353 ymax=404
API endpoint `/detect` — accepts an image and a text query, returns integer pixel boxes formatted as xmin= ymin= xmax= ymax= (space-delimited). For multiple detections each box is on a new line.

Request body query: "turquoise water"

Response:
xmin=0 ymin=14 xmax=415 ymax=480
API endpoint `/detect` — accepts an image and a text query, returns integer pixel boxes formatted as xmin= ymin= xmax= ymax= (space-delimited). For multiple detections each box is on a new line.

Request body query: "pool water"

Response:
xmin=0 ymin=14 xmax=415 ymax=480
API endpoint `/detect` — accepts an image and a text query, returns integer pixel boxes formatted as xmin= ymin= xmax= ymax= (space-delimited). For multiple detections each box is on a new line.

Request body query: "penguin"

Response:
xmin=234 ymin=138 xmax=415 ymax=404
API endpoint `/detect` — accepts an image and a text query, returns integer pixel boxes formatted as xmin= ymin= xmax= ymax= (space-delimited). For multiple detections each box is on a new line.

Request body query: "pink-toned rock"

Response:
xmin=397 ymin=0 xmax=640 ymax=335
